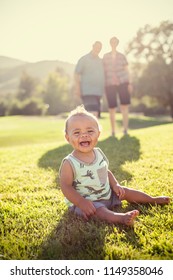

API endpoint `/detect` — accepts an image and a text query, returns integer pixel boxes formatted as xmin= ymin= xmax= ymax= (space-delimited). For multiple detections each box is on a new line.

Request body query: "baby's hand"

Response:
xmin=78 ymin=199 xmax=96 ymax=220
xmin=113 ymin=184 xmax=125 ymax=200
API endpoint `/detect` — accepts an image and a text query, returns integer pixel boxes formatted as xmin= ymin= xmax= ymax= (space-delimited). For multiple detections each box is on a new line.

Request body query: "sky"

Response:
xmin=0 ymin=0 xmax=173 ymax=64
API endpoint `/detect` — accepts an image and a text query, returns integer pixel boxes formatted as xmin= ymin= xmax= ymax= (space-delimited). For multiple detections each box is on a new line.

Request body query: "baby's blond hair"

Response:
xmin=65 ymin=105 xmax=101 ymax=133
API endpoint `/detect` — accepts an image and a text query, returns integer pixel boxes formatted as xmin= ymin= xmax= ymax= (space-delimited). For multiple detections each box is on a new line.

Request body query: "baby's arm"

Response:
xmin=60 ymin=160 xmax=96 ymax=219
xmin=108 ymin=170 xmax=125 ymax=199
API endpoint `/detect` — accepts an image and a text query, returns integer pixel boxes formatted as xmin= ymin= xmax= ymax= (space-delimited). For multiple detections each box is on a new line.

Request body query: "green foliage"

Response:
xmin=0 ymin=114 xmax=172 ymax=260
xmin=126 ymin=20 xmax=173 ymax=64
xmin=8 ymin=98 xmax=47 ymax=116
xmin=126 ymin=21 xmax=173 ymax=117
xmin=0 ymin=99 xmax=8 ymax=116
xmin=16 ymin=71 xmax=38 ymax=101
xmin=130 ymin=99 xmax=169 ymax=116
xmin=21 ymin=98 xmax=47 ymax=115
xmin=42 ymin=72 xmax=73 ymax=115
xmin=0 ymin=67 xmax=75 ymax=116
xmin=8 ymin=98 xmax=23 ymax=115
xmin=134 ymin=58 xmax=173 ymax=117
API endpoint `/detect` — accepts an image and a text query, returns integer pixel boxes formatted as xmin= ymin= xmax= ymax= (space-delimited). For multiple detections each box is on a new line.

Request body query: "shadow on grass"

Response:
xmin=37 ymin=211 xmax=108 ymax=259
xmin=99 ymin=113 xmax=171 ymax=130
xmin=38 ymin=134 xmax=141 ymax=183
xmin=127 ymin=115 xmax=171 ymax=130
xmin=37 ymin=207 xmax=141 ymax=260
xmin=37 ymin=135 xmax=141 ymax=259
xmin=98 ymin=135 xmax=141 ymax=183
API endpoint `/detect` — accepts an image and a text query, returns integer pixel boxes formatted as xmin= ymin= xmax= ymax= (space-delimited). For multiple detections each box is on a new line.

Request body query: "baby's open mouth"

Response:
xmin=80 ymin=141 xmax=90 ymax=147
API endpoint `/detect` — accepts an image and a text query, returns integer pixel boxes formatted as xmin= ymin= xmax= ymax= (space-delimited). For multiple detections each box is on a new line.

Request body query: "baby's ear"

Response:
xmin=65 ymin=133 xmax=70 ymax=142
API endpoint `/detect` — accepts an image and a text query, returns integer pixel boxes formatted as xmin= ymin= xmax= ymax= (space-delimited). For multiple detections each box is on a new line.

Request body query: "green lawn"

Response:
xmin=0 ymin=114 xmax=172 ymax=260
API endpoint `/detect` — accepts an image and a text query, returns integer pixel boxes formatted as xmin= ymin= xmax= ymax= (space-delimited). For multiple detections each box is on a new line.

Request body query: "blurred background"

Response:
xmin=0 ymin=0 xmax=173 ymax=118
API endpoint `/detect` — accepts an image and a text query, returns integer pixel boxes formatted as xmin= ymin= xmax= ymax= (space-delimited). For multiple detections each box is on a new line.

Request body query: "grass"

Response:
xmin=0 ymin=113 xmax=172 ymax=260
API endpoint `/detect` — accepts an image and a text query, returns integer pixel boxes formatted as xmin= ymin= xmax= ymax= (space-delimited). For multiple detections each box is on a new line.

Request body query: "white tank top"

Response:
xmin=60 ymin=147 xmax=111 ymax=206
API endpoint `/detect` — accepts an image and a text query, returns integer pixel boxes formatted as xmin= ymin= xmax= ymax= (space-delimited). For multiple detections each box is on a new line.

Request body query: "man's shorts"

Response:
xmin=69 ymin=190 xmax=122 ymax=217
xmin=105 ymin=83 xmax=130 ymax=108
xmin=82 ymin=95 xmax=101 ymax=112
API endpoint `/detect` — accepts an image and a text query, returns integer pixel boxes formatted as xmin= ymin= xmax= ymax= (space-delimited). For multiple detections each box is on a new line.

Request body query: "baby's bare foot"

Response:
xmin=123 ymin=210 xmax=139 ymax=226
xmin=153 ymin=196 xmax=170 ymax=205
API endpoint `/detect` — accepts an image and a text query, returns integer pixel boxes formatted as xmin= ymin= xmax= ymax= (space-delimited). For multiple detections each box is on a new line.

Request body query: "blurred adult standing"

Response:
xmin=103 ymin=37 xmax=132 ymax=135
xmin=74 ymin=41 xmax=105 ymax=117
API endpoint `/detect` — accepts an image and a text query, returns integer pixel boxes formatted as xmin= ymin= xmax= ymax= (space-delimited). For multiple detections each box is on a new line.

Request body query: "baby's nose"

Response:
xmin=81 ymin=132 xmax=88 ymax=137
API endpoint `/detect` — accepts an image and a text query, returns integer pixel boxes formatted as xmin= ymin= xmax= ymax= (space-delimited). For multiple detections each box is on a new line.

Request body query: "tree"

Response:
xmin=126 ymin=21 xmax=173 ymax=63
xmin=16 ymin=71 xmax=38 ymax=101
xmin=0 ymin=100 xmax=7 ymax=116
xmin=21 ymin=98 xmax=47 ymax=115
xmin=136 ymin=58 xmax=173 ymax=116
xmin=126 ymin=21 xmax=173 ymax=118
xmin=42 ymin=71 xmax=71 ymax=115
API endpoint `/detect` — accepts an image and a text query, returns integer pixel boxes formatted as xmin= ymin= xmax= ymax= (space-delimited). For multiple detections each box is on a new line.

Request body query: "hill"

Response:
xmin=0 ymin=56 xmax=27 ymax=69
xmin=0 ymin=56 xmax=75 ymax=94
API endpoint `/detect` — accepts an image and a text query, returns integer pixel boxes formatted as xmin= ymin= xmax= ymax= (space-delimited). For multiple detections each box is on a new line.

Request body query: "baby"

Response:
xmin=59 ymin=105 xmax=170 ymax=226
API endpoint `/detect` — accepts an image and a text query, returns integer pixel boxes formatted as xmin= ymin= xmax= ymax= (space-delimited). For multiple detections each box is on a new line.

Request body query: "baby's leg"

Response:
xmin=94 ymin=207 xmax=139 ymax=226
xmin=151 ymin=196 xmax=170 ymax=205
xmin=123 ymin=187 xmax=170 ymax=205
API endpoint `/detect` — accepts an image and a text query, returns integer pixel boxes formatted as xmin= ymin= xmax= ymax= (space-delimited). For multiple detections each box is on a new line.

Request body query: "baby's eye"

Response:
xmin=74 ymin=131 xmax=80 ymax=135
xmin=88 ymin=130 xmax=94 ymax=134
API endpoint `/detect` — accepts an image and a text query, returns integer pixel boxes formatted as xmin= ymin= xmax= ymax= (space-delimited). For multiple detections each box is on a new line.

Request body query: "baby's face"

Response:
xmin=65 ymin=115 xmax=100 ymax=153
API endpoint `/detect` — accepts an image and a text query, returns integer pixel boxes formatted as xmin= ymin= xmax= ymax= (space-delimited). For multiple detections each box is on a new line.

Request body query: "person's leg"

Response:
xmin=82 ymin=96 xmax=99 ymax=118
xmin=106 ymin=86 xmax=118 ymax=136
xmin=123 ymin=187 xmax=170 ymax=205
xmin=95 ymin=206 xmax=139 ymax=226
xmin=118 ymin=83 xmax=130 ymax=134
xmin=120 ymin=104 xmax=129 ymax=134
xmin=109 ymin=107 xmax=116 ymax=136
xmin=97 ymin=97 xmax=101 ymax=118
